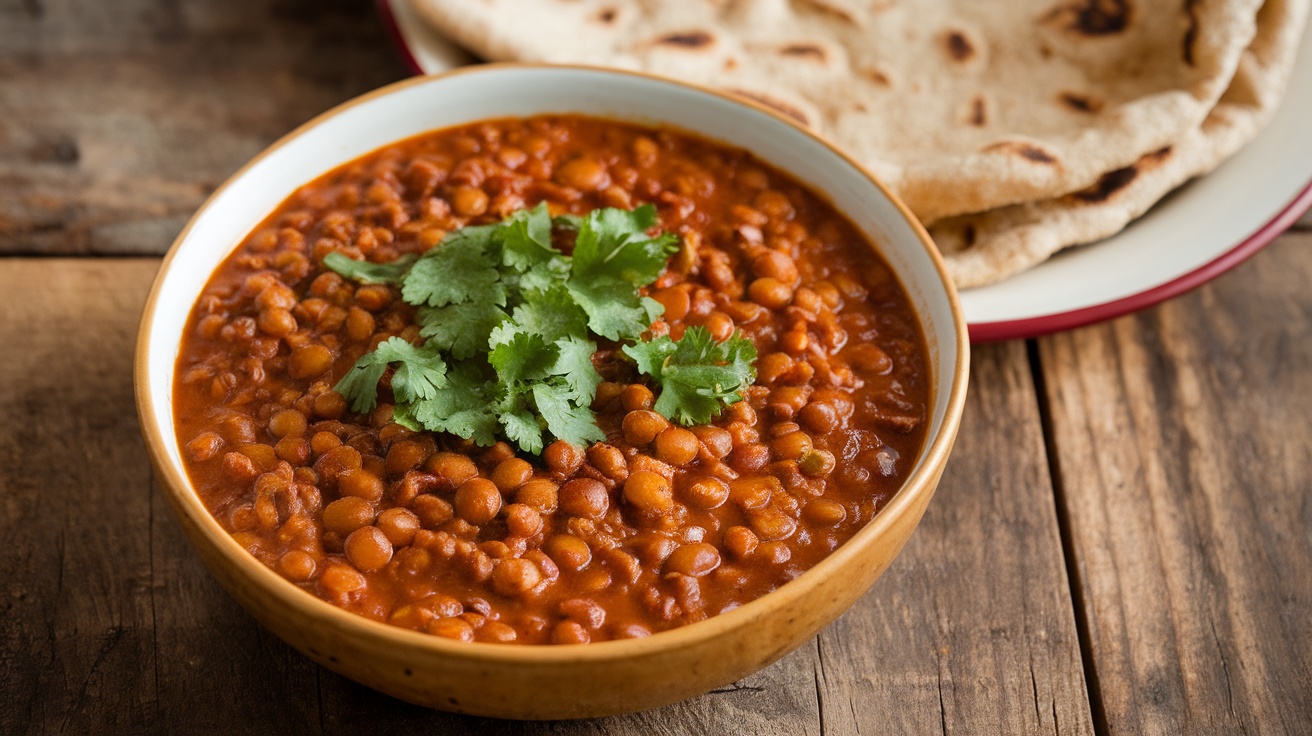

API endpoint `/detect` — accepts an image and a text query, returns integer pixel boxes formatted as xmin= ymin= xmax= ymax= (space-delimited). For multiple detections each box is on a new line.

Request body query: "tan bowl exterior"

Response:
xmin=135 ymin=64 xmax=970 ymax=720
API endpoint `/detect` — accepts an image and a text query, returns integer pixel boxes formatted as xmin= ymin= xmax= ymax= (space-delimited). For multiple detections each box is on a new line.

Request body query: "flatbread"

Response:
xmin=932 ymin=0 xmax=1310 ymax=287
xmin=412 ymin=0 xmax=1263 ymax=223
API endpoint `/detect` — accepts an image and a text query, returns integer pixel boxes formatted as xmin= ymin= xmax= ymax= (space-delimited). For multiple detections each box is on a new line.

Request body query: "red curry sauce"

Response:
xmin=173 ymin=116 xmax=929 ymax=644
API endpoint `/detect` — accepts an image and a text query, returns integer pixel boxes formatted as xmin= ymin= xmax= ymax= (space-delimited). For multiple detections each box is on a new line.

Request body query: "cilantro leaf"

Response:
xmin=623 ymin=326 xmax=758 ymax=425
xmin=496 ymin=392 xmax=544 ymax=455
xmin=402 ymin=227 xmax=505 ymax=307
xmin=322 ymin=252 xmax=417 ymax=285
xmin=567 ymin=275 xmax=662 ymax=341
xmin=408 ymin=364 xmax=499 ymax=446
xmin=386 ymin=347 xmax=448 ymax=405
xmin=571 ymin=204 xmax=679 ymax=287
xmin=623 ymin=332 xmax=677 ymax=377
xmin=550 ymin=335 xmax=603 ymax=400
xmin=417 ymin=302 xmax=507 ymax=360
xmin=334 ymin=336 xmax=447 ymax=413
xmin=334 ymin=355 xmax=391 ymax=414
xmin=533 ymin=382 xmax=605 ymax=447
xmin=516 ymin=256 xmax=571 ymax=294
xmin=552 ymin=213 xmax=583 ymax=231
xmin=641 ymin=296 xmax=665 ymax=324
xmin=390 ymin=401 xmax=423 ymax=432
xmin=488 ymin=331 xmax=557 ymax=385
xmin=499 ymin=201 xmax=556 ymax=272
xmin=504 ymin=287 xmax=589 ymax=343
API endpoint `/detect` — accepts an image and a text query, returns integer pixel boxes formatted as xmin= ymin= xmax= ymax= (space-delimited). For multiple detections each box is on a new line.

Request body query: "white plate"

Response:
xmin=377 ymin=0 xmax=1312 ymax=340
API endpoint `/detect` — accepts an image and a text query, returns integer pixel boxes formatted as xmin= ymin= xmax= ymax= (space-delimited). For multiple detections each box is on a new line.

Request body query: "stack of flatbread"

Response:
xmin=412 ymin=0 xmax=1309 ymax=287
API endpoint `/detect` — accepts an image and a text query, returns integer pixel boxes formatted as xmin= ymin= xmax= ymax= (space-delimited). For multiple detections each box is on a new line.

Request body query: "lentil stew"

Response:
xmin=173 ymin=115 xmax=930 ymax=645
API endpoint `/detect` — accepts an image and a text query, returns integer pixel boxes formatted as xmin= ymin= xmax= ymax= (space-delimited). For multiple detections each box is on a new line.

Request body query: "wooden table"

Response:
xmin=3 ymin=3 xmax=1310 ymax=733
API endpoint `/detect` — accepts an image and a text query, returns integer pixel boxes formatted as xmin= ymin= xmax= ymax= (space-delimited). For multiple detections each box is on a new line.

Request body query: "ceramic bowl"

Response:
xmin=135 ymin=65 xmax=970 ymax=719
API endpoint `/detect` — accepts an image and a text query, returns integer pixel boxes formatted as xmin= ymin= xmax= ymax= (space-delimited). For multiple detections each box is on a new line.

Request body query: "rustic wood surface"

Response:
xmin=0 ymin=0 xmax=406 ymax=255
xmin=2 ymin=1 xmax=1311 ymax=733
xmin=1037 ymin=231 xmax=1312 ymax=735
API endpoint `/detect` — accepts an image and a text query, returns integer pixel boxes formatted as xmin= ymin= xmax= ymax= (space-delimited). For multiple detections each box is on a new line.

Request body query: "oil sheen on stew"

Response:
xmin=174 ymin=116 xmax=930 ymax=645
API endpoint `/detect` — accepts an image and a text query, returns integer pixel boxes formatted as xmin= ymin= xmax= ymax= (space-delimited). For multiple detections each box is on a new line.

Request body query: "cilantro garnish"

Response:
xmin=622 ymin=327 xmax=758 ymax=426
xmin=321 ymin=252 xmax=417 ymax=285
xmin=334 ymin=336 xmax=447 ymax=413
xmin=324 ymin=203 xmax=756 ymax=453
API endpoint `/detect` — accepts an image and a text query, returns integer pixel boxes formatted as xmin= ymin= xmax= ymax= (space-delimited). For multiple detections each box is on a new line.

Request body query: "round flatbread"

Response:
xmin=412 ymin=0 xmax=1264 ymax=223
xmin=932 ymin=0 xmax=1309 ymax=286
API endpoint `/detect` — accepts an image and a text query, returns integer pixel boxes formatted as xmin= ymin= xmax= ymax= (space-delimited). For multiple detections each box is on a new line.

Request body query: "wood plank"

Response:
xmin=0 ymin=259 xmax=160 ymax=732
xmin=0 ymin=0 xmax=407 ymax=255
xmin=1037 ymin=230 xmax=1312 ymax=734
xmin=0 ymin=259 xmax=323 ymax=732
xmin=812 ymin=341 xmax=1095 ymax=735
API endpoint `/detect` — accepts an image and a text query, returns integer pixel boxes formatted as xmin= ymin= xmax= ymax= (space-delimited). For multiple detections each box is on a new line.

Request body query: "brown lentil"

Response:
xmin=174 ymin=115 xmax=929 ymax=645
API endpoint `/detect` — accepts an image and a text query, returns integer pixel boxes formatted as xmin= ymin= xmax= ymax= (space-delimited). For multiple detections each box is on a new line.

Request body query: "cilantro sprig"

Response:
xmin=325 ymin=203 xmax=756 ymax=453
xmin=622 ymin=326 xmax=758 ymax=426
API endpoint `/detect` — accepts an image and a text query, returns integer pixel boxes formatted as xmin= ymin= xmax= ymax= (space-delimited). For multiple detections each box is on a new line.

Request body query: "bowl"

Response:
xmin=135 ymin=64 xmax=969 ymax=719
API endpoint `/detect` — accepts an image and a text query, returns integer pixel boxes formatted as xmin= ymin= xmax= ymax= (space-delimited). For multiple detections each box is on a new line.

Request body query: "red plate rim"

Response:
xmin=375 ymin=0 xmax=1312 ymax=344
xmin=377 ymin=0 xmax=429 ymax=76
xmin=968 ymin=181 xmax=1312 ymax=342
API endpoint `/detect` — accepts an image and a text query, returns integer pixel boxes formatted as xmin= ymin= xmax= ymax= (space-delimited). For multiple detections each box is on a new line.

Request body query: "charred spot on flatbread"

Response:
xmin=797 ymin=0 xmax=861 ymax=24
xmin=942 ymin=31 xmax=975 ymax=61
xmin=1145 ymin=146 xmax=1174 ymax=165
xmin=1069 ymin=146 xmax=1172 ymax=204
xmin=1059 ymin=92 xmax=1104 ymax=113
xmin=780 ymin=44 xmax=828 ymax=62
xmin=1183 ymin=0 xmax=1201 ymax=65
xmin=1041 ymin=0 xmax=1133 ymax=36
xmin=926 ymin=220 xmax=976 ymax=255
xmin=864 ymin=68 xmax=893 ymax=86
xmin=983 ymin=140 xmax=1059 ymax=164
xmin=656 ymin=31 xmax=715 ymax=49
xmin=968 ymin=96 xmax=988 ymax=126
xmin=726 ymin=89 xmax=811 ymax=126
xmin=1071 ymin=165 xmax=1138 ymax=202
xmin=594 ymin=8 xmax=617 ymax=24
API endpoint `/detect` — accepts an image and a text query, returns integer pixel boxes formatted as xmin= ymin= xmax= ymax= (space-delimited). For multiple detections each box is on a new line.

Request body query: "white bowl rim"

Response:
xmin=134 ymin=62 xmax=970 ymax=664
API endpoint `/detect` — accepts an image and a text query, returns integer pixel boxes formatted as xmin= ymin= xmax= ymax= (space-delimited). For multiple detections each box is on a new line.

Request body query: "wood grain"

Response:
xmin=0 ymin=259 xmax=162 ymax=732
xmin=0 ymin=0 xmax=406 ymax=255
xmin=1037 ymin=230 xmax=1312 ymax=734
xmin=0 ymin=259 xmax=328 ymax=733
xmin=812 ymin=342 xmax=1094 ymax=735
